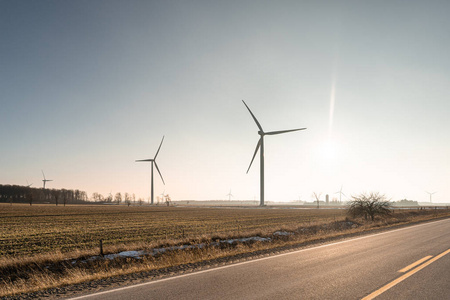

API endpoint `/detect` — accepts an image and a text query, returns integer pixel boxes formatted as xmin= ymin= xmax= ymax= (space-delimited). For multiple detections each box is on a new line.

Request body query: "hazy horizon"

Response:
xmin=2 ymin=1 xmax=449 ymax=203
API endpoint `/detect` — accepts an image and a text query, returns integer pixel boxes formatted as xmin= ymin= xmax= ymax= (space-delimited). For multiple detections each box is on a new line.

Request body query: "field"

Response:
xmin=1 ymin=203 xmax=449 ymax=297
xmin=0 ymin=204 xmax=346 ymax=257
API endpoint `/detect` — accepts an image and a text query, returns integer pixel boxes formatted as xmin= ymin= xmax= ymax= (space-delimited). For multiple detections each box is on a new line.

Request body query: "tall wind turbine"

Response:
xmin=335 ymin=185 xmax=347 ymax=203
xmin=41 ymin=170 xmax=53 ymax=189
xmin=136 ymin=136 xmax=165 ymax=205
xmin=226 ymin=189 xmax=234 ymax=201
xmin=242 ymin=100 xmax=306 ymax=206
xmin=426 ymin=191 xmax=436 ymax=203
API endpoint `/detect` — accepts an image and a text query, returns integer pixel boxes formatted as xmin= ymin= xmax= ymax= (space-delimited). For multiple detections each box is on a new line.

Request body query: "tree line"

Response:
xmin=0 ymin=184 xmax=89 ymax=206
xmin=91 ymin=192 xmax=147 ymax=206
xmin=0 ymin=184 xmax=151 ymax=206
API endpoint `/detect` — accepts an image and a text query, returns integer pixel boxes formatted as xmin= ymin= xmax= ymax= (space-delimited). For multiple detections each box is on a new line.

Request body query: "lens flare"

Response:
xmin=329 ymin=78 xmax=336 ymax=138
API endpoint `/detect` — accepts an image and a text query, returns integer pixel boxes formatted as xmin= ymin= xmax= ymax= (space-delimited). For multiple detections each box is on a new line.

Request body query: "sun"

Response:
xmin=319 ymin=139 xmax=338 ymax=161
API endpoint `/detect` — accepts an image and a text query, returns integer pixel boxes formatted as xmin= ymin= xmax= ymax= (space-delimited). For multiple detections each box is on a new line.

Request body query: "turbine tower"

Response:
xmin=136 ymin=136 xmax=165 ymax=205
xmin=41 ymin=170 xmax=53 ymax=189
xmin=426 ymin=191 xmax=436 ymax=203
xmin=242 ymin=100 xmax=306 ymax=206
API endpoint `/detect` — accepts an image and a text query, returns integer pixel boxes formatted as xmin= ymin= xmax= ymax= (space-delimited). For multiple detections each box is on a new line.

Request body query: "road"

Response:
xmin=70 ymin=218 xmax=450 ymax=300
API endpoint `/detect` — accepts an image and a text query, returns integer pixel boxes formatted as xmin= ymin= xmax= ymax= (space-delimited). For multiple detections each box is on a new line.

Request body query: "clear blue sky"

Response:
xmin=1 ymin=1 xmax=449 ymax=203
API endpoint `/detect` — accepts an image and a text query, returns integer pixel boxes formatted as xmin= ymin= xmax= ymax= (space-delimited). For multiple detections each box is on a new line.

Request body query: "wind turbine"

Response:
xmin=335 ymin=185 xmax=347 ymax=203
xmin=26 ymin=180 xmax=33 ymax=187
xmin=242 ymin=100 xmax=306 ymax=206
xmin=159 ymin=190 xmax=166 ymax=204
xmin=136 ymin=136 xmax=165 ymax=205
xmin=426 ymin=191 xmax=436 ymax=203
xmin=226 ymin=189 xmax=234 ymax=201
xmin=41 ymin=170 xmax=53 ymax=189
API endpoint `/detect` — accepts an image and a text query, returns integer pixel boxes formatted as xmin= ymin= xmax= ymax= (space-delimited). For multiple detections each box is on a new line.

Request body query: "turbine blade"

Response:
xmin=154 ymin=136 xmax=165 ymax=159
xmin=154 ymin=161 xmax=165 ymax=185
xmin=247 ymin=137 xmax=262 ymax=174
xmin=265 ymin=128 xmax=307 ymax=135
xmin=41 ymin=170 xmax=46 ymax=180
xmin=136 ymin=159 xmax=154 ymax=162
xmin=242 ymin=100 xmax=264 ymax=132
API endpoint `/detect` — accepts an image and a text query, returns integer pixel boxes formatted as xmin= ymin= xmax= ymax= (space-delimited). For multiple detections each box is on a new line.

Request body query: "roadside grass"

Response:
xmin=0 ymin=204 xmax=449 ymax=297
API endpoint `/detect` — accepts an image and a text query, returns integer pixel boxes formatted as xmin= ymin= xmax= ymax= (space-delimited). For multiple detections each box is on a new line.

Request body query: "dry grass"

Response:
xmin=1 ymin=203 xmax=449 ymax=297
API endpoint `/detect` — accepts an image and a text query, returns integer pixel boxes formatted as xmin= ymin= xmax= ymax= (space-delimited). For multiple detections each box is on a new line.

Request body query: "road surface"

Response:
xmin=70 ymin=218 xmax=450 ymax=300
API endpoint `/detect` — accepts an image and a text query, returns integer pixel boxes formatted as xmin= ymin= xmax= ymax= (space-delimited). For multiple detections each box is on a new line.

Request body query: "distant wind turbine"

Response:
xmin=159 ymin=190 xmax=166 ymax=204
xmin=41 ymin=170 xmax=53 ymax=189
xmin=335 ymin=185 xmax=347 ymax=203
xmin=426 ymin=191 xmax=436 ymax=203
xmin=226 ymin=189 xmax=234 ymax=201
xmin=26 ymin=180 xmax=33 ymax=187
xmin=136 ymin=136 xmax=165 ymax=205
xmin=242 ymin=100 xmax=306 ymax=206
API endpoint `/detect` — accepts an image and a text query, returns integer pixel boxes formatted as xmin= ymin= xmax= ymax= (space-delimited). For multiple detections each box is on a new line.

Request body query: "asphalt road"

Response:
xmin=70 ymin=218 xmax=450 ymax=300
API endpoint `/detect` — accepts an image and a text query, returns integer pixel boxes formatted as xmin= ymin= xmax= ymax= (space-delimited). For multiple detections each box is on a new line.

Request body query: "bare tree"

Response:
xmin=348 ymin=192 xmax=391 ymax=221
xmin=61 ymin=189 xmax=68 ymax=206
xmin=114 ymin=192 xmax=122 ymax=205
xmin=106 ymin=193 xmax=113 ymax=203
xmin=165 ymin=194 xmax=172 ymax=206
xmin=312 ymin=192 xmax=322 ymax=209
xmin=91 ymin=192 xmax=98 ymax=202
xmin=54 ymin=191 xmax=59 ymax=206
xmin=27 ymin=192 xmax=32 ymax=206
xmin=124 ymin=193 xmax=131 ymax=207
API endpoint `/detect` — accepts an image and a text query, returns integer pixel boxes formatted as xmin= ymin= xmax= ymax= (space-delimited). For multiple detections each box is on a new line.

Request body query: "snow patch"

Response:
xmin=273 ymin=231 xmax=294 ymax=236
xmin=69 ymin=236 xmax=272 ymax=266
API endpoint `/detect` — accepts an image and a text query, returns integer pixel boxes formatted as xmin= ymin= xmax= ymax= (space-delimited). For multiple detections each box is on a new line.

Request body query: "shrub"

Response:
xmin=347 ymin=192 xmax=391 ymax=221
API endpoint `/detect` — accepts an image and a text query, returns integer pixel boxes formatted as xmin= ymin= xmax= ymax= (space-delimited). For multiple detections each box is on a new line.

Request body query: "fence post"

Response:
xmin=99 ymin=239 xmax=104 ymax=257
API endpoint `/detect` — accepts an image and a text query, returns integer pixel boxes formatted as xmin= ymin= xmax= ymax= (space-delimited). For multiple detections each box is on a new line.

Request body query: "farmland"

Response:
xmin=0 ymin=203 xmax=346 ymax=257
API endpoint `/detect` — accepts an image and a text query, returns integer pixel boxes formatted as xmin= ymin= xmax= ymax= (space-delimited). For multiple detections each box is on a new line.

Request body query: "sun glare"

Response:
xmin=320 ymin=139 xmax=337 ymax=161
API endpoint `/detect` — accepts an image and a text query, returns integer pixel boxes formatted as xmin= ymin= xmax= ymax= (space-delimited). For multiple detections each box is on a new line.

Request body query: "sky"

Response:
xmin=1 ymin=0 xmax=449 ymax=203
